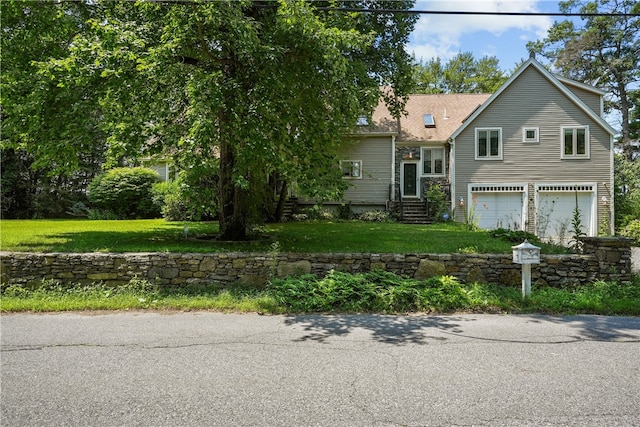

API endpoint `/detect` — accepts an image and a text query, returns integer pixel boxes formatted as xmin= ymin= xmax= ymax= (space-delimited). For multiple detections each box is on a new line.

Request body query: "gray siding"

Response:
xmin=564 ymin=83 xmax=602 ymax=115
xmin=453 ymin=66 xmax=611 ymax=230
xmin=341 ymin=136 xmax=393 ymax=204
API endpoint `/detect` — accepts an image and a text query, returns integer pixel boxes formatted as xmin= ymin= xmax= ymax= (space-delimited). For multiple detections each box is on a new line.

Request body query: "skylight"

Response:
xmin=356 ymin=116 xmax=369 ymax=126
xmin=423 ymin=114 xmax=435 ymax=128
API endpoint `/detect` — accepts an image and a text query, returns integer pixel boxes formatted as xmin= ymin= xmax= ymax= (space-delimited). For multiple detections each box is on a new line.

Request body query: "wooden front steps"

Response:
xmin=281 ymin=198 xmax=298 ymax=220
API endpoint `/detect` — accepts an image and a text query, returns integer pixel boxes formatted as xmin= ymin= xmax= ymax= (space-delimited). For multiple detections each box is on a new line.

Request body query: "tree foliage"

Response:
xmin=0 ymin=1 xmax=105 ymax=218
xmin=413 ymin=52 xmax=507 ymax=94
xmin=1 ymin=0 xmax=417 ymax=239
xmin=87 ymin=167 xmax=160 ymax=219
xmin=527 ymin=0 xmax=640 ymax=158
xmin=614 ymin=154 xmax=640 ymax=229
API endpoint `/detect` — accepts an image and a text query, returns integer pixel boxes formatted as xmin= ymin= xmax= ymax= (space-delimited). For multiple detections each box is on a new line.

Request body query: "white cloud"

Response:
xmin=408 ymin=0 xmax=553 ymax=62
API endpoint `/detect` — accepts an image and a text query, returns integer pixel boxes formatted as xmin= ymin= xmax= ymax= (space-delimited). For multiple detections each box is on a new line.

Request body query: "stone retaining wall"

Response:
xmin=0 ymin=238 xmax=634 ymax=288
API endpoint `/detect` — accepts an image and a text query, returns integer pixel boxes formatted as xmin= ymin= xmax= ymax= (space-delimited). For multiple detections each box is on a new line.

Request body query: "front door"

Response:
xmin=402 ymin=162 xmax=418 ymax=198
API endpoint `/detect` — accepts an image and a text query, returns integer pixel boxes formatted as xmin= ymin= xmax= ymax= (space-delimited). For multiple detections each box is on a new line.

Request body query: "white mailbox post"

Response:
xmin=512 ymin=240 xmax=541 ymax=297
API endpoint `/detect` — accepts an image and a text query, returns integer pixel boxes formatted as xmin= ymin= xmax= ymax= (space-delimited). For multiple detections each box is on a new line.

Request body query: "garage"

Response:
xmin=535 ymin=184 xmax=595 ymax=244
xmin=468 ymin=184 xmax=526 ymax=231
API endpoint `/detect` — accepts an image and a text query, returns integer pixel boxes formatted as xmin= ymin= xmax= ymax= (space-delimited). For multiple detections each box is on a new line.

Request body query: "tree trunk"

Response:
xmin=274 ymin=179 xmax=288 ymax=222
xmin=218 ymin=134 xmax=249 ymax=241
xmin=615 ymin=73 xmax=634 ymax=161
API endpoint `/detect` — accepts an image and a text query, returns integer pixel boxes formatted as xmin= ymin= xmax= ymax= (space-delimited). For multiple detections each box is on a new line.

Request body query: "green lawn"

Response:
xmin=0 ymin=219 xmax=567 ymax=254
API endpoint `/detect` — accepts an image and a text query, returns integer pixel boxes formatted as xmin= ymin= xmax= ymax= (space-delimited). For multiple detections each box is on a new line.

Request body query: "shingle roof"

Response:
xmin=364 ymin=93 xmax=491 ymax=142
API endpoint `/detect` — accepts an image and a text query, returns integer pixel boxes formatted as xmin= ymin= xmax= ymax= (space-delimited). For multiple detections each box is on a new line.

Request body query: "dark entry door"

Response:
xmin=403 ymin=163 xmax=417 ymax=197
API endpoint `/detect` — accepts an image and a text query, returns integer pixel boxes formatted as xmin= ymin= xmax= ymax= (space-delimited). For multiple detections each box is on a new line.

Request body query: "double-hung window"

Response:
xmin=422 ymin=147 xmax=445 ymax=176
xmin=475 ymin=128 xmax=502 ymax=160
xmin=561 ymin=126 xmax=589 ymax=159
xmin=340 ymin=160 xmax=362 ymax=179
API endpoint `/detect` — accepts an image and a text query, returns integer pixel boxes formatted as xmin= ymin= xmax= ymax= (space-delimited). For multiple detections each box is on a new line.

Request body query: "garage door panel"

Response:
xmin=536 ymin=189 xmax=594 ymax=244
xmin=472 ymin=192 xmax=524 ymax=230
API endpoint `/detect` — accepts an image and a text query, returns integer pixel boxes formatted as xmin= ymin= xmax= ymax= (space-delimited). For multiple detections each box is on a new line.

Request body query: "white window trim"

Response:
xmin=522 ymin=127 xmax=539 ymax=143
xmin=475 ymin=127 xmax=503 ymax=160
xmin=421 ymin=147 xmax=446 ymax=177
xmin=340 ymin=160 xmax=363 ymax=179
xmin=560 ymin=126 xmax=590 ymax=159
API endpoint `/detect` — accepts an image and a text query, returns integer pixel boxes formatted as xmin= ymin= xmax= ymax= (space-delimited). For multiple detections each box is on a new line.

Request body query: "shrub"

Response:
xmin=268 ymin=270 xmax=472 ymax=313
xmin=88 ymin=167 xmax=161 ymax=219
xmin=426 ymin=184 xmax=447 ymax=221
xmin=490 ymin=228 xmax=540 ymax=245
xmin=301 ymin=205 xmax=334 ymax=220
xmin=337 ymin=202 xmax=353 ymax=220
xmin=152 ymin=180 xmax=191 ymax=221
xmin=359 ymin=210 xmax=393 ymax=222
xmin=152 ymin=176 xmax=218 ymax=222
xmin=620 ymin=219 xmax=640 ymax=244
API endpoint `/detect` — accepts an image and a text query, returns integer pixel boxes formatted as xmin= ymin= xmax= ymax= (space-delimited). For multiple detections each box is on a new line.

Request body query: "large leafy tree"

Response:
xmin=2 ymin=0 xmax=417 ymax=239
xmin=1 ymin=1 xmax=105 ymax=218
xmin=413 ymin=52 xmax=507 ymax=94
xmin=527 ymin=0 xmax=640 ymax=159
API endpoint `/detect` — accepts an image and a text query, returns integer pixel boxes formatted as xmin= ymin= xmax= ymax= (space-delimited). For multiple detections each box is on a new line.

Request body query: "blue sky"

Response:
xmin=407 ymin=1 xmax=564 ymax=71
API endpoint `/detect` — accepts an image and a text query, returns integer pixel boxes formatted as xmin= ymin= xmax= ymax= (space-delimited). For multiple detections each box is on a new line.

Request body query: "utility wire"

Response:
xmin=322 ymin=9 xmax=639 ymax=17
xmin=251 ymin=4 xmax=639 ymax=17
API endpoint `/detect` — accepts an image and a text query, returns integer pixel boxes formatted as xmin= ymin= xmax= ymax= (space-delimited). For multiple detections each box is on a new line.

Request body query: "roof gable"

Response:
xmin=449 ymin=58 xmax=616 ymax=140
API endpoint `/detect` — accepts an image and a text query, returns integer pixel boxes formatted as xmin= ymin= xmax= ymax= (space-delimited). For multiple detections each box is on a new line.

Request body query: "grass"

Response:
xmin=0 ymin=280 xmax=280 ymax=313
xmin=2 ymin=272 xmax=639 ymax=315
xmin=0 ymin=219 xmax=568 ymax=254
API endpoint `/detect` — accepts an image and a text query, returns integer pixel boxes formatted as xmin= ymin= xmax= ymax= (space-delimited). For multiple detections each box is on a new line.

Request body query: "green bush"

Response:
xmin=358 ymin=210 xmax=393 ymax=222
xmin=152 ymin=180 xmax=188 ymax=221
xmin=88 ymin=167 xmax=160 ymax=219
xmin=152 ymin=177 xmax=218 ymax=221
xmin=620 ymin=219 xmax=640 ymax=244
xmin=268 ymin=270 xmax=473 ymax=313
xmin=337 ymin=202 xmax=353 ymax=220
xmin=426 ymin=183 xmax=447 ymax=221
xmin=301 ymin=205 xmax=334 ymax=220
xmin=490 ymin=228 xmax=540 ymax=245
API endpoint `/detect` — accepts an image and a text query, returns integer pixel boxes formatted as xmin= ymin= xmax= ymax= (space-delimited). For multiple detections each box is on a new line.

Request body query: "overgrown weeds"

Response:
xmin=4 ymin=272 xmax=638 ymax=316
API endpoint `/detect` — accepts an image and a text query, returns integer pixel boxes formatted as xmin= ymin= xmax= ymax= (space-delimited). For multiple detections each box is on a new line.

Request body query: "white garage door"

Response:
xmin=469 ymin=185 xmax=526 ymax=230
xmin=536 ymin=184 xmax=595 ymax=244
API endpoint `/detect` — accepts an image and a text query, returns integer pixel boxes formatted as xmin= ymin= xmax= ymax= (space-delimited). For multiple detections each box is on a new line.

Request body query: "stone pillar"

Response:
xmin=580 ymin=237 xmax=634 ymax=282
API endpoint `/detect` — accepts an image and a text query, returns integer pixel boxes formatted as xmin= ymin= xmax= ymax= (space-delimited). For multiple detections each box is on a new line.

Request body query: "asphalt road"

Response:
xmin=2 ymin=312 xmax=639 ymax=426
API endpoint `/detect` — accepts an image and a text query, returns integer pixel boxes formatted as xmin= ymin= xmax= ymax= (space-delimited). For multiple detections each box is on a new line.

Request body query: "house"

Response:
xmin=328 ymin=56 xmax=616 ymax=241
xmin=449 ymin=56 xmax=616 ymax=241
xmin=334 ymin=93 xmax=490 ymax=222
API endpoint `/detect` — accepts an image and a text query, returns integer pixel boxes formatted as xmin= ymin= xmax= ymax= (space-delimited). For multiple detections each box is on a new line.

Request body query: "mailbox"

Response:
xmin=512 ymin=239 xmax=540 ymax=264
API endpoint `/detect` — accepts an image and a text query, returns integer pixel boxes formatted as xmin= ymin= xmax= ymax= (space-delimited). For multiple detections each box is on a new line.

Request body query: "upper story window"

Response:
xmin=561 ymin=126 xmax=589 ymax=159
xmin=341 ymin=160 xmax=362 ymax=179
xmin=422 ymin=147 xmax=445 ymax=176
xmin=475 ymin=128 xmax=502 ymax=160
xmin=523 ymin=127 xmax=539 ymax=143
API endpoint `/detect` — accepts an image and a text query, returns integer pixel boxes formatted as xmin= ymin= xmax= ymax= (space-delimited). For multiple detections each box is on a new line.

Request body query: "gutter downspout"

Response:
xmin=609 ymin=134 xmax=615 ymax=234
xmin=391 ymin=135 xmax=396 ymax=202
xmin=449 ymin=137 xmax=456 ymax=219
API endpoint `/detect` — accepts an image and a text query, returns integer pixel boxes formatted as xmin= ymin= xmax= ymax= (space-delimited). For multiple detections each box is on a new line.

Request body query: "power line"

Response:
xmin=320 ymin=8 xmax=639 ymax=17
xmin=251 ymin=4 xmax=639 ymax=17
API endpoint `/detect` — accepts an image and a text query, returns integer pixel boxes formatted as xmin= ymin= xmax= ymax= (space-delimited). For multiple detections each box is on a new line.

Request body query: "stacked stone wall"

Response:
xmin=0 ymin=238 xmax=634 ymax=288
